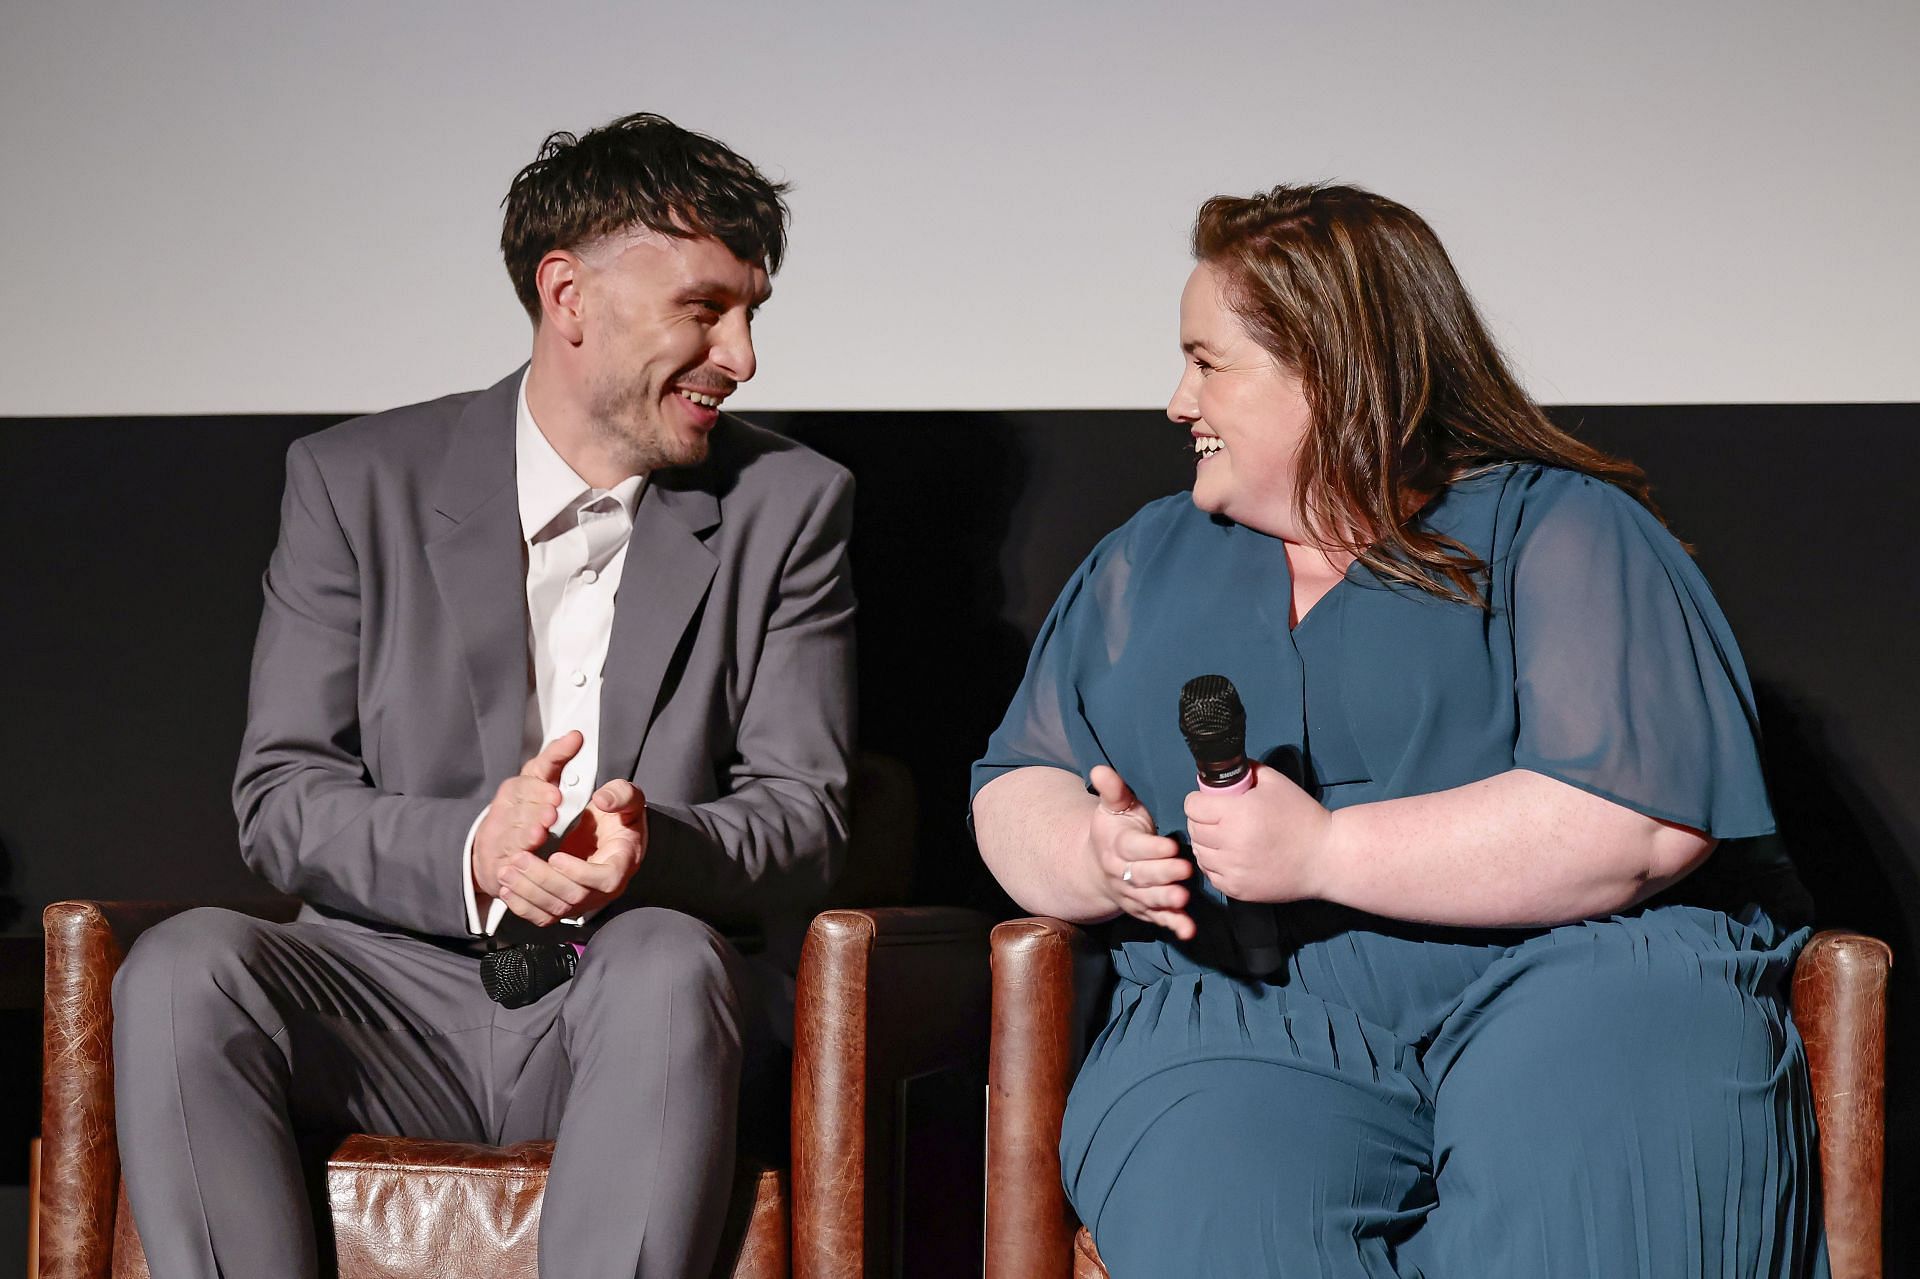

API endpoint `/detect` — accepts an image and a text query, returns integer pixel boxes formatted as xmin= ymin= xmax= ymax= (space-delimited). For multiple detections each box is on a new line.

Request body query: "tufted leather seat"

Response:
xmin=984 ymin=920 xmax=1891 ymax=1279
xmin=99 ymin=1137 xmax=788 ymax=1279
xmin=36 ymin=754 xmax=993 ymax=1279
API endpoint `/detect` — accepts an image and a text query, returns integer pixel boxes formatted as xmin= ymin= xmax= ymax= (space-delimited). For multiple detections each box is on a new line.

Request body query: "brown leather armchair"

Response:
xmin=984 ymin=920 xmax=1892 ymax=1279
xmin=36 ymin=755 xmax=993 ymax=1279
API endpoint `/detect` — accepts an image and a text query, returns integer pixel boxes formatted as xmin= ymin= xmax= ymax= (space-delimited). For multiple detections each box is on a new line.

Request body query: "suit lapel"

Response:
xmin=597 ymin=473 xmax=721 ymax=786
xmin=424 ymin=370 xmax=530 ymax=788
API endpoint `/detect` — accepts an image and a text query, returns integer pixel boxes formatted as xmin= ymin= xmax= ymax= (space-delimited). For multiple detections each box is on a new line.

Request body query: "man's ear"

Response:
xmin=535 ymin=250 xmax=587 ymax=345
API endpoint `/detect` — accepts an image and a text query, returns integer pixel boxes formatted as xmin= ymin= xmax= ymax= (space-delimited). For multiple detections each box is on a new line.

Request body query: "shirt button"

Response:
xmin=563 ymin=771 xmax=580 ymax=788
xmin=580 ymin=568 xmax=599 ymax=584
xmin=570 ymin=671 xmax=587 ymax=687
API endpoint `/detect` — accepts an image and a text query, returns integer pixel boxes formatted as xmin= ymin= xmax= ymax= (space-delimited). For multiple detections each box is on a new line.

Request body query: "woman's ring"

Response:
xmin=1121 ymin=867 xmax=1134 ymax=884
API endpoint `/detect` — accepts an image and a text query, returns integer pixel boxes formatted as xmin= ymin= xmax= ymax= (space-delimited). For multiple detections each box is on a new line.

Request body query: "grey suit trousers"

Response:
xmin=111 ymin=905 xmax=769 ymax=1278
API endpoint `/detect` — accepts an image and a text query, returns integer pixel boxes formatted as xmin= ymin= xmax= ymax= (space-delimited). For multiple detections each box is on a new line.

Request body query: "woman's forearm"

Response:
xmin=972 ymin=766 xmax=1120 ymax=924
xmin=1315 ymin=769 xmax=1715 ymax=927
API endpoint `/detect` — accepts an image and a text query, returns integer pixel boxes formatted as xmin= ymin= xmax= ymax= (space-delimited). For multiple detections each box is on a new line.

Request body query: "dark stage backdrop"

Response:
xmin=3 ymin=405 xmax=1915 ymax=1261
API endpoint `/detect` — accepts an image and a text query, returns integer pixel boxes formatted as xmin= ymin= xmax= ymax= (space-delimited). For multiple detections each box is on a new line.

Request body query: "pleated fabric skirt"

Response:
xmin=1060 ymin=905 xmax=1830 ymax=1279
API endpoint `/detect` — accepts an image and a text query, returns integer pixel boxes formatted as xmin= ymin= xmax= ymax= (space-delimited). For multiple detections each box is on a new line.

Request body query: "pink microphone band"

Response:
xmin=1201 ymin=769 xmax=1256 ymax=796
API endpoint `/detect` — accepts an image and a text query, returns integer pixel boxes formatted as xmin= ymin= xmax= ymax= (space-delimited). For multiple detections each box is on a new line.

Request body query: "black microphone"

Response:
xmin=1178 ymin=675 xmax=1282 ymax=977
xmin=481 ymin=939 xmax=581 ymax=1009
xmin=1180 ymin=675 xmax=1253 ymax=789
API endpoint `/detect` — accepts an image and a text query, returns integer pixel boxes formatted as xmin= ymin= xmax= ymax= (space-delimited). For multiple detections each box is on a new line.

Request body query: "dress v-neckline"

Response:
xmin=1282 ymin=544 xmax=1354 ymax=633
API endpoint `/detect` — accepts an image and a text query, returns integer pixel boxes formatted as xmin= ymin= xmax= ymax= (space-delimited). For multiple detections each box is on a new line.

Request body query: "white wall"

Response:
xmin=3 ymin=0 xmax=1915 ymax=415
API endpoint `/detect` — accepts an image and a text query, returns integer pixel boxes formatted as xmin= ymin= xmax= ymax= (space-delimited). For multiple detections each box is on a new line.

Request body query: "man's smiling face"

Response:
xmin=573 ymin=227 xmax=771 ymax=472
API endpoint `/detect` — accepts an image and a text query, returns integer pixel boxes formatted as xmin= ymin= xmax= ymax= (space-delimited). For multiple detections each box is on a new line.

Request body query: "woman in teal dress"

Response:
xmin=971 ymin=185 xmax=1826 ymax=1277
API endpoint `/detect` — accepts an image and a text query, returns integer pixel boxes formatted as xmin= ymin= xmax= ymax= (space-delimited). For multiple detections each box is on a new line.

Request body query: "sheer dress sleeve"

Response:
xmin=970 ymin=531 xmax=1131 ymax=808
xmin=1507 ymin=471 xmax=1774 ymax=839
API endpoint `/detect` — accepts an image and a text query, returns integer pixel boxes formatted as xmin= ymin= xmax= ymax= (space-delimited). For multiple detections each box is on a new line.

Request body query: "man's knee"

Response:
xmin=112 ymin=908 xmax=280 ymax=1037
xmin=568 ymin=909 xmax=745 ymax=1045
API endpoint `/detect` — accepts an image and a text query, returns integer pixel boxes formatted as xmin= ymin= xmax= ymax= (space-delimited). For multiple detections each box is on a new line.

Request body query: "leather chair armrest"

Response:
xmin=39 ymin=897 xmax=298 ymax=1279
xmin=791 ymin=906 xmax=993 ymax=1279
xmin=1793 ymin=928 xmax=1891 ymax=1279
xmin=984 ymin=917 xmax=1100 ymax=1279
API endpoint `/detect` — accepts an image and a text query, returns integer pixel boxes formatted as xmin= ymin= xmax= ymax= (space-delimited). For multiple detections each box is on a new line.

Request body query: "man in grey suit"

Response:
xmin=110 ymin=113 xmax=855 ymax=1278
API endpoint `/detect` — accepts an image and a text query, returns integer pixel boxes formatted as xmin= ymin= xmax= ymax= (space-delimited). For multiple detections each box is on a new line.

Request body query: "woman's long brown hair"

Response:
xmin=1193 ymin=184 xmax=1658 ymax=606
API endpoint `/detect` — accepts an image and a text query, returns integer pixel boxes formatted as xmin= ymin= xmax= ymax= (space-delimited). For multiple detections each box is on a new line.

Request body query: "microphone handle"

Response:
xmin=1197 ymin=767 xmax=1284 ymax=977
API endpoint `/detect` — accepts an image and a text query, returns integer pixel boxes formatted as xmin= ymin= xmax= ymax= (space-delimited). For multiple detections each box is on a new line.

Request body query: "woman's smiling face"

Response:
xmin=1167 ymin=261 xmax=1315 ymax=542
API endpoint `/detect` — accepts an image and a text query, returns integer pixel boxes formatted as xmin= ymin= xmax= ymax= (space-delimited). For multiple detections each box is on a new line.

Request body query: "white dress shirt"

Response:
xmin=461 ymin=374 xmax=645 ymax=935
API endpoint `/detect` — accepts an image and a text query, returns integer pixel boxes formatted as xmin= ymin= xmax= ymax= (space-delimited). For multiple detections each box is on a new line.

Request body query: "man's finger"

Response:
xmin=521 ymin=730 xmax=584 ymax=782
xmin=512 ymin=853 xmax=589 ymax=901
xmin=592 ymin=780 xmax=645 ymax=815
xmin=545 ymin=853 xmax=622 ymax=895
xmin=504 ymin=859 xmax=584 ymax=916
xmin=493 ymin=775 xmax=562 ymax=813
xmin=511 ymin=799 xmax=559 ymax=830
xmin=584 ymin=829 xmax=643 ymax=868
xmin=498 ymin=884 xmax=556 ymax=928
xmin=509 ymin=781 xmax=563 ymax=812
xmin=507 ymin=811 xmax=552 ymax=852
xmin=510 ymin=800 xmax=555 ymax=832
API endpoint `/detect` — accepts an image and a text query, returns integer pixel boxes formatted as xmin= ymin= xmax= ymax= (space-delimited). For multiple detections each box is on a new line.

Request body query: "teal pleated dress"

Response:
xmin=972 ymin=465 xmax=1828 ymax=1278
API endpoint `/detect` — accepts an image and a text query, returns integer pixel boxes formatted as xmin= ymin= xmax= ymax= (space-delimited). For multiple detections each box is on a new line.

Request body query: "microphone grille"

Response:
xmin=481 ymin=947 xmax=534 ymax=1006
xmin=1179 ymin=674 xmax=1246 ymax=754
xmin=482 ymin=942 xmax=581 ymax=1009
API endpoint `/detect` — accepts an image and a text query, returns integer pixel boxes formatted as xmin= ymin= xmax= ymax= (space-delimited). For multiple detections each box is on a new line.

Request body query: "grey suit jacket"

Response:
xmin=233 ymin=369 xmax=856 ymax=970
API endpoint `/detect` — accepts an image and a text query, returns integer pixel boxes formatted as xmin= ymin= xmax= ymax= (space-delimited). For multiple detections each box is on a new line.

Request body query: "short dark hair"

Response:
xmin=500 ymin=112 xmax=790 ymax=322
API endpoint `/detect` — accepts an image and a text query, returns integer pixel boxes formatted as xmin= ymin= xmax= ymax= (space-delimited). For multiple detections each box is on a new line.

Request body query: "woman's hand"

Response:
xmin=1088 ymin=765 xmax=1196 ymax=940
xmin=1185 ymin=761 xmax=1333 ymax=905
